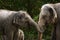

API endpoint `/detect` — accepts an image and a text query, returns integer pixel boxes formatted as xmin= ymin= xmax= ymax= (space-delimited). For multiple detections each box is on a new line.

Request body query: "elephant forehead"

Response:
xmin=19 ymin=10 xmax=31 ymax=18
xmin=0 ymin=10 xmax=16 ymax=18
xmin=19 ymin=10 xmax=27 ymax=14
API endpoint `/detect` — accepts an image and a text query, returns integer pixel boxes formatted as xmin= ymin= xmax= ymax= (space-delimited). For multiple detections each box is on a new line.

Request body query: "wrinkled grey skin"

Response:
xmin=38 ymin=3 xmax=60 ymax=40
xmin=0 ymin=9 xmax=40 ymax=40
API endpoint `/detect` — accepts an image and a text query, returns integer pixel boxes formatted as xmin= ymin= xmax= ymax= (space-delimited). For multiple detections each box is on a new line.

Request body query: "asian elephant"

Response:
xmin=0 ymin=9 xmax=40 ymax=40
xmin=38 ymin=3 xmax=60 ymax=40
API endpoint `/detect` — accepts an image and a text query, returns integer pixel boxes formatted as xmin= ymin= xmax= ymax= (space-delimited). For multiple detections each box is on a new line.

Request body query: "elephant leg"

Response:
xmin=1 ymin=28 xmax=7 ymax=40
xmin=38 ymin=32 xmax=43 ymax=40
xmin=1 ymin=35 xmax=7 ymax=40
xmin=13 ymin=30 xmax=18 ymax=40
xmin=18 ymin=30 xmax=24 ymax=40
xmin=4 ymin=31 xmax=14 ymax=40
xmin=13 ymin=29 xmax=24 ymax=40
xmin=51 ymin=26 xmax=56 ymax=40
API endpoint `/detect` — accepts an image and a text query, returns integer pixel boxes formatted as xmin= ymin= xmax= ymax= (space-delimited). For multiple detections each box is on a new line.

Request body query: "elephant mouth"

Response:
xmin=13 ymin=20 xmax=30 ymax=28
xmin=18 ymin=22 xmax=31 ymax=28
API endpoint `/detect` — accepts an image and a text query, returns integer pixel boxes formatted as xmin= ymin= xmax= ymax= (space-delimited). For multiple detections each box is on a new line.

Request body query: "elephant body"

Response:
xmin=38 ymin=3 xmax=60 ymax=40
xmin=0 ymin=10 xmax=17 ymax=40
xmin=0 ymin=9 xmax=40 ymax=40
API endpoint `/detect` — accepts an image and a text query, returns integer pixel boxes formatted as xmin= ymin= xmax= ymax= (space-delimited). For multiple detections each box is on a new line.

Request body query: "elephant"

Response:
xmin=38 ymin=3 xmax=60 ymax=40
xmin=0 ymin=9 xmax=40 ymax=40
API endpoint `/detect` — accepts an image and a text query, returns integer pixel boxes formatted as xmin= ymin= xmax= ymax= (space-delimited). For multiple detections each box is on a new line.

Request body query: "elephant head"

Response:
xmin=38 ymin=4 xmax=57 ymax=32
xmin=12 ymin=10 xmax=40 ymax=32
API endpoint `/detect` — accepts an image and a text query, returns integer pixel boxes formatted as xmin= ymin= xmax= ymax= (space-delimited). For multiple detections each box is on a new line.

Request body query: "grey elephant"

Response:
xmin=0 ymin=9 xmax=40 ymax=40
xmin=38 ymin=3 xmax=60 ymax=40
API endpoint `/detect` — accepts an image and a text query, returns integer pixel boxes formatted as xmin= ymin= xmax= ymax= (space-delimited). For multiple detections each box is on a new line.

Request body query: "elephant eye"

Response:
xmin=25 ymin=17 xmax=28 ymax=20
xmin=19 ymin=16 xmax=22 ymax=19
xmin=42 ymin=15 xmax=50 ymax=21
xmin=19 ymin=15 xmax=24 ymax=19
xmin=42 ymin=15 xmax=47 ymax=19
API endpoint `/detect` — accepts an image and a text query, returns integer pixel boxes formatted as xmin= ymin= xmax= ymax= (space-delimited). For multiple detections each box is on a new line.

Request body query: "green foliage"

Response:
xmin=0 ymin=0 xmax=60 ymax=40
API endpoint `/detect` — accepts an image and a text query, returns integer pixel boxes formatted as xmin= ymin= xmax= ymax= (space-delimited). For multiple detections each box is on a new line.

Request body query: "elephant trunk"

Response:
xmin=29 ymin=19 xmax=41 ymax=32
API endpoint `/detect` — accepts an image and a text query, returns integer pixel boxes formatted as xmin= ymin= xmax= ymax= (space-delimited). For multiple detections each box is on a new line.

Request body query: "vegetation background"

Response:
xmin=0 ymin=0 xmax=60 ymax=40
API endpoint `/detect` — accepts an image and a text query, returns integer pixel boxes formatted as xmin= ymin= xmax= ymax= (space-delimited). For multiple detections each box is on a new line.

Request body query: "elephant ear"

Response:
xmin=48 ymin=7 xmax=55 ymax=20
xmin=47 ymin=4 xmax=57 ymax=23
xmin=13 ymin=13 xmax=20 ymax=25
